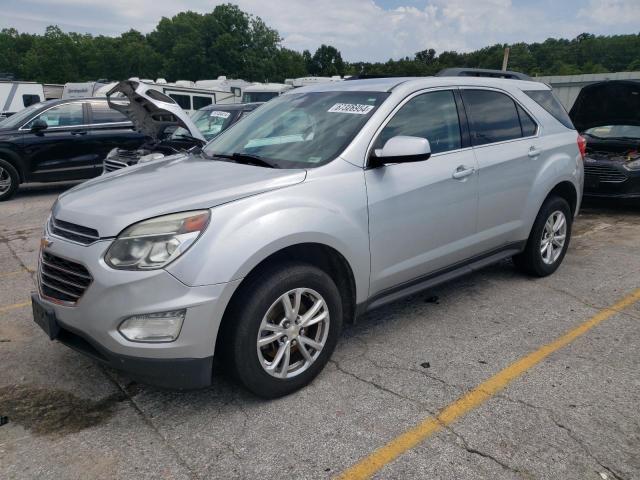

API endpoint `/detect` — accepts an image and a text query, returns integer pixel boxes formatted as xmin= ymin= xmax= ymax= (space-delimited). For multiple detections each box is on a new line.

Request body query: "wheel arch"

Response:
xmin=0 ymin=149 xmax=24 ymax=183
xmin=215 ymin=242 xmax=358 ymax=356
xmin=545 ymin=180 xmax=579 ymax=217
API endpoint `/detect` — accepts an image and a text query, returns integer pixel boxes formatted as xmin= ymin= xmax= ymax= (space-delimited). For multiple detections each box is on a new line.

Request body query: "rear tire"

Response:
xmin=513 ymin=195 xmax=572 ymax=277
xmin=0 ymin=159 xmax=19 ymax=201
xmin=223 ymin=262 xmax=343 ymax=398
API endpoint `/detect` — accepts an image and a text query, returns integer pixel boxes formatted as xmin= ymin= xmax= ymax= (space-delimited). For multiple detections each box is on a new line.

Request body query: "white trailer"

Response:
xmin=62 ymin=81 xmax=108 ymax=99
xmin=285 ymin=76 xmax=343 ymax=88
xmin=241 ymin=83 xmax=292 ymax=103
xmin=0 ymin=81 xmax=45 ymax=117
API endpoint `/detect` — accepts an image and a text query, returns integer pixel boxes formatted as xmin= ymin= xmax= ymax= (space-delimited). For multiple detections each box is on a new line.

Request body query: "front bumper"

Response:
xmin=583 ymin=159 xmax=640 ymax=198
xmin=33 ymin=292 xmax=213 ymax=389
xmin=34 ymin=237 xmax=241 ymax=388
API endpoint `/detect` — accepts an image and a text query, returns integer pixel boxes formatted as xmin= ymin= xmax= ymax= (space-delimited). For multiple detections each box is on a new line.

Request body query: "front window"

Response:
xmin=584 ymin=125 xmax=640 ymax=140
xmin=242 ymin=91 xmax=279 ymax=103
xmin=24 ymin=102 xmax=84 ymax=128
xmin=172 ymin=109 xmax=235 ymax=141
xmin=374 ymin=90 xmax=462 ymax=154
xmin=204 ymin=91 xmax=388 ymax=168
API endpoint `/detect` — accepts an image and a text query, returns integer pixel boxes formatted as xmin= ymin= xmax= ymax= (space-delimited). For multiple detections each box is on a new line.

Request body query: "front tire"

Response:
xmin=513 ymin=195 xmax=572 ymax=277
xmin=223 ymin=263 xmax=343 ymax=398
xmin=0 ymin=159 xmax=19 ymax=201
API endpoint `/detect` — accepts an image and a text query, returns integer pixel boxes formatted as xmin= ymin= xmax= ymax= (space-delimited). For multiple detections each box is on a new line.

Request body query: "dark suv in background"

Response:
xmin=0 ymin=98 xmax=145 ymax=200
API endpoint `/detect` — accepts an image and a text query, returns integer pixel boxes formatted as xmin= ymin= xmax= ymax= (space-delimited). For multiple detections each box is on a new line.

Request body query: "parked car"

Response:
xmin=569 ymin=80 xmax=640 ymax=199
xmin=103 ymin=80 xmax=261 ymax=173
xmin=0 ymin=97 xmax=144 ymax=201
xmin=32 ymin=76 xmax=583 ymax=397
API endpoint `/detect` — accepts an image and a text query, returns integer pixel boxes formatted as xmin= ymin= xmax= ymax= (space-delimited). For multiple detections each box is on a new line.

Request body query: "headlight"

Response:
xmin=106 ymin=148 xmax=119 ymax=159
xmin=624 ymin=158 xmax=640 ymax=171
xmin=138 ymin=152 xmax=165 ymax=164
xmin=105 ymin=210 xmax=210 ymax=270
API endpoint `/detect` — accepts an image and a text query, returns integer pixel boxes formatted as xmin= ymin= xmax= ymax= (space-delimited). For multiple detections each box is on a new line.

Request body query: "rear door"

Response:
xmin=86 ymin=100 xmax=145 ymax=173
xmin=21 ymin=101 xmax=96 ymax=182
xmin=460 ymin=88 xmax=540 ymax=251
xmin=365 ymin=89 xmax=479 ymax=296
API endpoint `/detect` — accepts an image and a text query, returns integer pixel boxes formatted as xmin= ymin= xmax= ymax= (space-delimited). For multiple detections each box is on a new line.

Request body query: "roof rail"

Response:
xmin=436 ymin=68 xmax=532 ymax=81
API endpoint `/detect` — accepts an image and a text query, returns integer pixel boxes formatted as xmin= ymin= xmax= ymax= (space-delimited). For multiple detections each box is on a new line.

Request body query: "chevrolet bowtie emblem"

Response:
xmin=40 ymin=237 xmax=53 ymax=250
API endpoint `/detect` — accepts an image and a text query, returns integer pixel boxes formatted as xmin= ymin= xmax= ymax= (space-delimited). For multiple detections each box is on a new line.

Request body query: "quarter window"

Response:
xmin=517 ymin=105 xmax=537 ymax=137
xmin=461 ymin=90 xmax=522 ymax=146
xmin=89 ymin=101 xmax=128 ymax=124
xmin=374 ymin=90 xmax=462 ymax=154
xmin=25 ymin=102 xmax=84 ymax=128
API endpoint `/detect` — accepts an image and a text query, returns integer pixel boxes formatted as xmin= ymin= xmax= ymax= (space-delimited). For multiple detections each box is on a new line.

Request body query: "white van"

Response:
xmin=0 ymin=81 xmax=45 ymax=117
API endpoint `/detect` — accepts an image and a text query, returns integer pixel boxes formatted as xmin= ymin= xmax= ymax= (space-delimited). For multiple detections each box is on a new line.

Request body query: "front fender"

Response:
xmin=166 ymin=163 xmax=371 ymax=303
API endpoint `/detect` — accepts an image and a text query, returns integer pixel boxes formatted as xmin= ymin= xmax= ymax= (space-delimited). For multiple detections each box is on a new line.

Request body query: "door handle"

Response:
xmin=71 ymin=130 xmax=87 ymax=135
xmin=452 ymin=165 xmax=475 ymax=179
xmin=528 ymin=146 xmax=542 ymax=157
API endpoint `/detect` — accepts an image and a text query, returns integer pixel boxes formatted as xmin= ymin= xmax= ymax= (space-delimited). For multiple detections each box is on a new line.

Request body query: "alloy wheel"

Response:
xmin=540 ymin=210 xmax=567 ymax=265
xmin=0 ymin=167 xmax=12 ymax=194
xmin=256 ymin=288 xmax=330 ymax=379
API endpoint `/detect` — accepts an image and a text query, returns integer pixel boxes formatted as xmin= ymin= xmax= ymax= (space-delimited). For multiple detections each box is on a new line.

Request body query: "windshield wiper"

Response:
xmin=209 ymin=152 xmax=278 ymax=168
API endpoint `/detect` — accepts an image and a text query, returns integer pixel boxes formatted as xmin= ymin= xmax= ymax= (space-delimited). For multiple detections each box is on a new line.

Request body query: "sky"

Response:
xmin=1 ymin=0 xmax=639 ymax=62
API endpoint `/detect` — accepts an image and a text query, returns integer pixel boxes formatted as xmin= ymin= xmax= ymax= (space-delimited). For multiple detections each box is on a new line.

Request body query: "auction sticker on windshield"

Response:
xmin=210 ymin=111 xmax=231 ymax=118
xmin=327 ymin=103 xmax=375 ymax=115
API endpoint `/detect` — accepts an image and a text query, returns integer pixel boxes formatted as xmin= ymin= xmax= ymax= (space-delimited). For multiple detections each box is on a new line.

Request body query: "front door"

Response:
xmin=21 ymin=101 xmax=95 ymax=182
xmin=366 ymin=89 xmax=479 ymax=297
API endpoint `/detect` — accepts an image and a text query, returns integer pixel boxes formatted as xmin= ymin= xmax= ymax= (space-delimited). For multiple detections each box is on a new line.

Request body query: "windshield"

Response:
xmin=0 ymin=102 xmax=45 ymax=129
xmin=242 ymin=91 xmax=280 ymax=103
xmin=172 ymin=109 xmax=235 ymax=141
xmin=585 ymin=125 xmax=640 ymax=139
xmin=204 ymin=91 xmax=388 ymax=168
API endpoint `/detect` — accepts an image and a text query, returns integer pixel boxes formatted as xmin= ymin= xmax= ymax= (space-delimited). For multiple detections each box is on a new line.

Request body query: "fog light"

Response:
xmin=118 ymin=310 xmax=185 ymax=342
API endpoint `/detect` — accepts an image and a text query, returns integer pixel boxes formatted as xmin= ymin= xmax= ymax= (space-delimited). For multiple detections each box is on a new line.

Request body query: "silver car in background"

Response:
xmin=32 ymin=76 xmax=583 ymax=397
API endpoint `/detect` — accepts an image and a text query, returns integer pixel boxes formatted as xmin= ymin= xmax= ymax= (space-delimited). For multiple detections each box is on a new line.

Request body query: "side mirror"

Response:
xmin=369 ymin=136 xmax=431 ymax=168
xmin=30 ymin=119 xmax=48 ymax=132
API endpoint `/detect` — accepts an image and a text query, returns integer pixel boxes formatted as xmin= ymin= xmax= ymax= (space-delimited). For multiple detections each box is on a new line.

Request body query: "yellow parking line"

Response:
xmin=336 ymin=288 xmax=640 ymax=480
xmin=0 ymin=301 xmax=31 ymax=314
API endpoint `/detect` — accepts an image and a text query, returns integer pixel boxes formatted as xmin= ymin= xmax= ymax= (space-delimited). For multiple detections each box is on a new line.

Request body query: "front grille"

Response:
xmin=49 ymin=216 xmax=99 ymax=245
xmin=103 ymin=158 xmax=129 ymax=172
xmin=584 ymin=164 xmax=628 ymax=183
xmin=39 ymin=252 xmax=92 ymax=304
xmin=103 ymin=149 xmax=144 ymax=173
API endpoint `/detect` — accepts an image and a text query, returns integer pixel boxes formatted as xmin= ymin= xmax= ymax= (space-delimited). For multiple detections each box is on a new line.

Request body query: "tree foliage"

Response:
xmin=0 ymin=4 xmax=638 ymax=85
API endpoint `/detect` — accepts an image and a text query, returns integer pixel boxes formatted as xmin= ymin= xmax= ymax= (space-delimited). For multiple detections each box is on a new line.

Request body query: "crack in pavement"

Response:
xmin=99 ymin=368 xmax=201 ymax=480
xmin=495 ymin=393 xmax=628 ymax=480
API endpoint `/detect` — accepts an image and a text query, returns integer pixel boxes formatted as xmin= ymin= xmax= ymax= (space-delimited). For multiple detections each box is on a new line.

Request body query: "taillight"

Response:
xmin=577 ymin=135 xmax=587 ymax=160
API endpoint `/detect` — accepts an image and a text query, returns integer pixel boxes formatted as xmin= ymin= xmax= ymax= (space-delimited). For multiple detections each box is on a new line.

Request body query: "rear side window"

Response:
xmin=169 ymin=94 xmax=191 ymax=110
xmin=89 ymin=101 xmax=128 ymax=124
xmin=517 ymin=105 xmax=538 ymax=137
xmin=461 ymin=90 xmax=522 ymax=146
xmin=193 ymin=96 xmax=213 ymax=109
xmin=374 ymin=90 xmax=462 ymax=154
xmin=524 ymin=90 xmax=573 ymax=129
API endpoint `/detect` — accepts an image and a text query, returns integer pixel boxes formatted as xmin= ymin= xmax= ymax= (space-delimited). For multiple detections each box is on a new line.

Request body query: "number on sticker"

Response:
xmin=327 ymin=103 xmax=374 ymax=115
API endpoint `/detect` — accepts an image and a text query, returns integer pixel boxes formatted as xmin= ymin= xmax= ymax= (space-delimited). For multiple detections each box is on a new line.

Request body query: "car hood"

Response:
xmin=107 ymin=80 xmax=205 ymax=142
xmin=570 ymin=80 xmax=640 ymax=132
xmin=54 ymin=154 xmax=306 ymax=237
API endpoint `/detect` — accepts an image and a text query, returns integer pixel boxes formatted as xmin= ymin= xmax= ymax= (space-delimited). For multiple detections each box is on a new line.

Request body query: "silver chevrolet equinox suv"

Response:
xmin=32 ymin=76 xmax=584 ymax=398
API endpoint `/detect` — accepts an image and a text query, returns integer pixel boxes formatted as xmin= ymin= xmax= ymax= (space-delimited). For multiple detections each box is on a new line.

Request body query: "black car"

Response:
xmin=570 ymin=80 xmax=640 ymax=199
xmin=102 ymin=80 xmax=262 ymax=173
xmin=0 ymin=97 xmax=145 ymax=200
